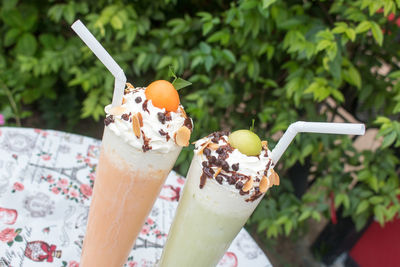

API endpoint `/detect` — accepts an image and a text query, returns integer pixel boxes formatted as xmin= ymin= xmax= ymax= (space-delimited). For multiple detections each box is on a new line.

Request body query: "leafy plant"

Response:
xmin=1 ymin=0 xmax=399 ymax=241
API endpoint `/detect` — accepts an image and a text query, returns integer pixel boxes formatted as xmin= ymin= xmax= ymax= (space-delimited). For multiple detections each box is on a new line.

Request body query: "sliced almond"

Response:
xmin=179 ymin=106 xmax=187 ymax=118
xmin=213 ymin=167 xmax=222 ymax=178
xmin=242 ymin=178 xmax=254 ymax=192
xmin=259 ymin=176 xmax=269 ymax=193
xmin=137 ymin=112 xmax=143 ymax=127
xmin=175 ymin=126 xmax=191 ymax=146
xmin=208 ymin=143 xmax=219 ymax=150
xmin=269 ymin=169 xmax=280 ymax=186
xmin=126 ymin=82 xmax=134 ymax=89
xmin=122 ymin=97 xmax=127 ymax=104
xmin=109 ymin=106 xmax=127 ymax=116
xmin=197 ymin=140 xmax=211 ymax=154
xmin=261 ymin=140 xmax=268 ymax=150
xmin=132 ymin=113 xmax=141 ymax=138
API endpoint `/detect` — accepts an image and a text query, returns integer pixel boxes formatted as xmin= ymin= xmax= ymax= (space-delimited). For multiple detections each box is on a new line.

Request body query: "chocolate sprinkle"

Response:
xmin=135 ymin=97 xmax=142 ymax=103
xmin=220 ymin=161 xmax=230 ymax=172
xmin=202 ymin=161 xmax=209 ymax=168
xmin=209 ymin=156 xmax=217 ymax=164
xmin=157 ymin=112 xmax=166 ymax=124
xmin=104 ymin=115 xmax=114 ymax=126
xmin=235 ymin=181 xmax=244 ymax=190
xmin=142 ymin=99 xmax=149 ymax=113
xmin=200 ymin=173 xmax=207 ymax=189
xmin=203 ymin=148 xmax=211 ymax=157
xmin=141 ymin=130 xmax=152 ymax=152
xmin=165 ymin=112 xmax=172 ymax=121
xmin=203 ymin=166 xmax=214 ymax=178
xmin=159 ymin=129 xmax=170 ymax=141
xmin=184 ymin=118 xmax=193 ymax=130
xmin=232 ymin=163 xmax=239 ymax=171
xmin=121 ymin=113 xmax=130 ymax=121
xmin=215 ymin=175 xmax=223 ymax=184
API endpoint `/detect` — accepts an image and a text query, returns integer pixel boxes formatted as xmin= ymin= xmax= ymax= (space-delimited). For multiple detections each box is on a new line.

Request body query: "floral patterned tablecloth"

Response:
xmin=0 ymin=127 xmax=272 ymax=267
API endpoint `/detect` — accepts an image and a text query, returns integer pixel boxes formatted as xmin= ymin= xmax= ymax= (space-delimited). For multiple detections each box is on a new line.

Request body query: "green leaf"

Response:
xmin=343 ymin=67 xmax=362 ymax=89
xmin=284 ymin=220 xmax=293 ymax=236
xmin=355 ymin=21 xmax=371 ymax=34
xmin=16 ymin=33 xmax=37 ymax=56
xmin=345 ymin=28 xmax=356 ymax=42
xmin=4 ymin=28 xmax=21 ymax=47
xmin=7 ymin=241 xmax=13 ymax=247
xmin=202 ymin=22 xmax=213 ymax=35
xmin=369 ymin=196 xmax=384 ymax=205
xmin=262 ymin=0 xmax=277 ymax=9
xmin=63 ymin=4 xmax=75 ymax=24
xmin=374 ymin=205 xmax=385 ymax=226
xmin=299 ymin=209 xmax=311 ymax=221
xmin=168 ymin=65 xmax=177 ymax=79
xmin=311 ymin=211 xmax=321 ymax=222
xmin=14 ymin=235 xmax=23 ymax=242
xmin=222 ymin=49 xmax=236 ymax=63
xmin=356 ymin=200 xmax=369 ymax=214
xmin=172 ymin=78 xmax=192 ymax=91
xmin=370 ymin=22 xmax=383 ymax=46
xmin=157 ymin=56 xmax=172 ymax=70
xmin=389 ymin=70 xmax=400 ymax=79
xmin=111 ymin=16 xmax=123 ymax=30
xmin=381 ymin=131 xmax=397 ymax=148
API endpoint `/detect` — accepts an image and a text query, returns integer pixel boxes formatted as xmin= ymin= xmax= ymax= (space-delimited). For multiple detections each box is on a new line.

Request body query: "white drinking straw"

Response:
xmin=271 ymin=121 xmax=365 ymax=165
xmin=71 ymin=20 xmax=126 ymax=107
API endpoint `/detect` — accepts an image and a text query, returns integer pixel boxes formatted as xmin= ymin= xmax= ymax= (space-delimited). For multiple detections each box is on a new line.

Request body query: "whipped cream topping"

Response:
xmin=193 ymin=131 xmax=278 ymax=202
xmin=104 ymin=86 xmax=192 ymax=153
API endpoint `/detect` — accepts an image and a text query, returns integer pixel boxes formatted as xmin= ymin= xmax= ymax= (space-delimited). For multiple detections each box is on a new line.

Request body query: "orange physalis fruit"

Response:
xmin=145 ymin=80 xmax=180 ymax=112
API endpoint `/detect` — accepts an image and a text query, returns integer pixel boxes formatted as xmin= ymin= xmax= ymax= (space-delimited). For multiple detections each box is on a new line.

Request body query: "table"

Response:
xmin=0 ymin=127 xmax=272 ymax=267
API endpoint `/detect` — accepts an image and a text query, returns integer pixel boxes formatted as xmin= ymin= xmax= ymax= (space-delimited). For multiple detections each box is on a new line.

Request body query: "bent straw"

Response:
xmin=270 ymin=121 xmax=365 ymax=165
xmin=71 ymin=20 xmax=126 ymax=107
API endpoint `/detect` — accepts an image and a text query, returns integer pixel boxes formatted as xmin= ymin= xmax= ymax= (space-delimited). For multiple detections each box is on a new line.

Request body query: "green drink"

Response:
xmin=159 ymin=131 xmax=279 ymax=267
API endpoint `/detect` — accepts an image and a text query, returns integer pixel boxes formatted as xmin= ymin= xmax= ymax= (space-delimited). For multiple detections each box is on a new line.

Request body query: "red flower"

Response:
xmin=68 ymin=260 xmax=79 ymax=267
xmin=42 ymin=155 xmax=51 ymax=161
xmin=396 ymin=17 xmax=400 ymax=27
xmin=140 ymin=225 xmax=150 ymax=235
xmin=51 ymin=187 xmax=60 ymax=194
xmin=128 ymin=262 xmax=137 ymax=267
xmin=63 ymin=188 xmax=69 ymax=194
xmin=0 ymin=228 xmax=17 ymax=242
xmin=70 ymin=189 xmax=79 ymax=198
xmin=13 ymin=182 xmax=24 ymax=191
xmin=80 ymin=184 xmax=92 ymax=197
xmin=388 ymin=13 xmax=395 ymax=21
xmin=57 ymin=178 xmax=69 ymax=189
xmin=146 ymin=218 xmax=154 ymax=225
xmin=89 ymin=173 xmax=96 ymax=181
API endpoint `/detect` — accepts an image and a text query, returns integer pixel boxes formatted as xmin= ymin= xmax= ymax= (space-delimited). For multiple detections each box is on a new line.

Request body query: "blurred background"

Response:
xmin=1 ymin=0 xmax=400 ymax=266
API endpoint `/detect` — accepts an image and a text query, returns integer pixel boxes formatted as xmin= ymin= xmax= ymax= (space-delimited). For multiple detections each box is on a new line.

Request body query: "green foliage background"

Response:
xmin=1 ymin=0 xmax=400 ymax=241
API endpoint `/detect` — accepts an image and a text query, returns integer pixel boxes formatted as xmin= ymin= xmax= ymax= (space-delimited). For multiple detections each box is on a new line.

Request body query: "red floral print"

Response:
xmin=51 ymin=187 xmax=60 ymax=194
xmin=13 ymin=182 xmax=24 ymax=191
xmin=80 ymin=184 xmax=92 ymax=197
xmin=0 ymin=228 xmax=17 ymax=242
xmin=68 ymin=260 xmax=79 ymax=267
xmin=57 ymin=178 xmax=69 ymax=189
xmin=70 ymin=189 xmax=79 ymax=198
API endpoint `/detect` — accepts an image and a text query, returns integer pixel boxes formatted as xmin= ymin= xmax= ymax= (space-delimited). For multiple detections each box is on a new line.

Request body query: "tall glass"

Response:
xmin=80 ymin=127 xmax=181 ymax=266
xmin=159 ymin=133 xmax=277 ymax=267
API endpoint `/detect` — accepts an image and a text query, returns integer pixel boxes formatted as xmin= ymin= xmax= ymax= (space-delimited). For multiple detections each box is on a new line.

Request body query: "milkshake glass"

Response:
xmin=159 ymin=131 xmax=278 ymax=267
xmin=80 ymin=84 xmax=192 ymax=267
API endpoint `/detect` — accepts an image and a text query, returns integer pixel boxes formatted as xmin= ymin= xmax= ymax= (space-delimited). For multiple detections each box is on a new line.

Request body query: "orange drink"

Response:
xmin=80 ymin=83 xmax=192 ymax=267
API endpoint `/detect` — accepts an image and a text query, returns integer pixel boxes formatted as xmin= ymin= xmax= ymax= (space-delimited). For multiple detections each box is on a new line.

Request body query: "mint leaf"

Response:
xmin=168 ymin=65 xmax=177 ymax=79
xmin=172 ymin=78 xmax=192 ymax=90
